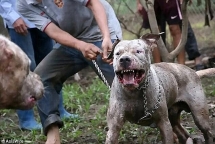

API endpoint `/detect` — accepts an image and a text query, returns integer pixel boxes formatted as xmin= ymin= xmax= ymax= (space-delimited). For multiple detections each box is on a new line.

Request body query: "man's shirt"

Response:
xmin=16 ymin=0 xmax=122 ymax=42
xmin=0 ymin=0 xmax=35 ymax=28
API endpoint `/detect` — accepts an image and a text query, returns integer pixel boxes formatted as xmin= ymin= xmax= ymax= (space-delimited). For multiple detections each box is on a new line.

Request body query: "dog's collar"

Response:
xmin=137 ymin=69 xmax=162 ymax=123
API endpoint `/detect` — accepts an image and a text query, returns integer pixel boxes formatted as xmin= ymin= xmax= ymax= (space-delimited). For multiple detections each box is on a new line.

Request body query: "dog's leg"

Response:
xmin=190 ymin=106 xmax=213 ymax=144
xmin=156 ymin=117 xmax=174 ymax=144
xmin=169 ymin=106 xmax=191 ymax=143
xmin=182 ymin=89 xmax=213 ymax=144
xmin=105 ymin=107 xmax=125 ymax=144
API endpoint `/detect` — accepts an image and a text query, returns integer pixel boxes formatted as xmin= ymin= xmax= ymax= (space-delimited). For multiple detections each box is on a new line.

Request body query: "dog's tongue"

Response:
xmin=123 ymin=73 xmax=135 ymax=84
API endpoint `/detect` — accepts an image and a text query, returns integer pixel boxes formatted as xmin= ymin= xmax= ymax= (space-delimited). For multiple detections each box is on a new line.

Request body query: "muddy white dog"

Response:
xmin=105 ymin=34 xmax=214 ymax=144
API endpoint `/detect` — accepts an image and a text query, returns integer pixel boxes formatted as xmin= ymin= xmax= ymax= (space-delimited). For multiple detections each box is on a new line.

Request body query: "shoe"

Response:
xmin=195 ymin=64 xmax=205 ymax=71
xmin=59 ymin=108 xmax=79 ymax=119
xmin=17 ymin=110 xmax=42 ymax=131
xmin=20 ymin=121 xmax=42 ymax=131
xmin=59 ymin=92 xmax=79 ymax=119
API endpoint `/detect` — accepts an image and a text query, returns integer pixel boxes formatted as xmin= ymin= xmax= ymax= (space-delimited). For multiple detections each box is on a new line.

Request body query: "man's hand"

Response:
xmin=78 ymin=41 xmax=102 ymax=60
xmin=102 ymin=37 xmax=113 ymax=63
xmin=12 ymin=18 xmax=28 ymax=35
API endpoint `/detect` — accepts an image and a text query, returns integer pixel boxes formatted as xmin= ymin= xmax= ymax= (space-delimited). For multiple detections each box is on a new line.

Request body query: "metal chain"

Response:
xmin=138 ymin=70 xmax=162 ymax=123
xmin=92 ymin=60 xmax=111 ymax=90
xmin=92 ymin=36 xmax=120 ymax=90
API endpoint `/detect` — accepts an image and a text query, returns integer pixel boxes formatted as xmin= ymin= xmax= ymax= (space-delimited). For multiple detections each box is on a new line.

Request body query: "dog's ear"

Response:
xmin=140 ymin=33 xmax=161 ymax=44
xmin=140 ymin=33 xmax=163 ymax=51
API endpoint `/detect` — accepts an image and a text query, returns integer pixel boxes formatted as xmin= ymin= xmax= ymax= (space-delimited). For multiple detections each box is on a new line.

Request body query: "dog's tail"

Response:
xmin=196 ymin=68 xmax=215 ymax=78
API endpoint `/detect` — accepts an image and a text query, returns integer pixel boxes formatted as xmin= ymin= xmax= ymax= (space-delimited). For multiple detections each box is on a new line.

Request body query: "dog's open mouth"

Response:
xmin=30 ymin=96 xmax=37 ymax=102
xmin=116 ymin=69 xmax=145 ymax=87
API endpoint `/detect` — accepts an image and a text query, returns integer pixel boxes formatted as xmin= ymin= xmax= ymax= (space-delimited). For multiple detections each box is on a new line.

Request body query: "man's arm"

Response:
xmin=86 ymin=0 xmax=113 ymax=61
xmin=44 ymin=22 xmax=101 ymax=60
xmin=86 ymin=0 xmax=110 ymax=39
xmin=17 ymin=1 xmax=101 ymax=60
xmin=0 ymin=0 xmax=28 ymax=34
xmin=0 ymin=0 xmax=20 ymax=25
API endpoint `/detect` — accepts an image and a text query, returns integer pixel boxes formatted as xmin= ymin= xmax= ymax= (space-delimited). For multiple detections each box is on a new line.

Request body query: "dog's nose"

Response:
xmin=120 ymin=56 xmax=131 ymax=68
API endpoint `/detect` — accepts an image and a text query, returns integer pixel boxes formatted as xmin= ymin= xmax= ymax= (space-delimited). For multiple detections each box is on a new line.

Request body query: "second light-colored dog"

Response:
xmin=0 ymin=35 xmax=44 ymax=109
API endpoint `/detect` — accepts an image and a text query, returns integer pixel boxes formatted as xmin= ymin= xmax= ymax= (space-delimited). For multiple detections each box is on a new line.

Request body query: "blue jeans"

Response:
xmin=184 ymin=22 xmax=201 ymax=60
xmin=35 ymin=41 xmax=115 ymax=135
xmin=8 ymin=28 xmax=53 ymax=71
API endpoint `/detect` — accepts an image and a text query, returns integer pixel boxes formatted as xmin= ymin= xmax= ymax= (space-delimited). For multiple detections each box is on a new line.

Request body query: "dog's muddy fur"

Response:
xmin=105 ymin=34 xmax=214 ymax=144
xmin=0 ymin=35 xmax=44 ymax=109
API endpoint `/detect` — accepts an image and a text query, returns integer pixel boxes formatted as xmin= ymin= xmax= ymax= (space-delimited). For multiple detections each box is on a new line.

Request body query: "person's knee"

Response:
xmin=169 ymin=25 xmax=181 ymax=37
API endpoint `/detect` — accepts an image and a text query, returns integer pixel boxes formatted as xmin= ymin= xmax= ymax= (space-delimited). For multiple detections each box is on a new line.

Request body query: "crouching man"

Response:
xmin=16 ymin=0 xmax=122 ymax=143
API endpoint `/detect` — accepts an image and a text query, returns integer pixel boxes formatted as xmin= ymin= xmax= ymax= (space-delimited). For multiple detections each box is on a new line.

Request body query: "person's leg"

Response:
xmin=183 ymin=23 xmax=204 ymax=70
xmin=161 ymin=0 xmax=185 ymax=64
xmin=7 ymin=28 xmax=41 ymax=130
xmin=58 ymin=91 xmax=78 ymax=119
xmin=29 ymin=28 xmax=53 ymax=65
xmin=151 ymin=48 xmax=162 ymax=63
xmin=168 ymin=24 xmax=185 ymax=64
xmin=35 ymin=45 xmax=88 ymax=141
xmin=30 ymin=29 xmax=74 ymax=119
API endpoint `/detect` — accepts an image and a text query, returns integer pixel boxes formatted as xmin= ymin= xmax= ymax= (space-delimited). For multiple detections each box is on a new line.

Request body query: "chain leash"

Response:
xmin=92 ymin=60 xmax=111 ymax=90
xmin=138 ymin=70 xmax=162 ymax=123
xmin=92 ymin=36 xmax=120 ymax=90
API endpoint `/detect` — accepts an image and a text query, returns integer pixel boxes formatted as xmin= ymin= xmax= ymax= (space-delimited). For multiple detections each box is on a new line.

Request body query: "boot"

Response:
xmin=58 ymin=91 xmax=78 ymax=119
xmin=16 ymin=109 xmax=41 ymax=130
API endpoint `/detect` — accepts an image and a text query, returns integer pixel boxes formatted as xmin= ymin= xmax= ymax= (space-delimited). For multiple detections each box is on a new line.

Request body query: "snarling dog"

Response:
xmin=105 ymin=34 xmax=214 ymax=144
xmin=0 ymin=35 xmax=44 ymax=109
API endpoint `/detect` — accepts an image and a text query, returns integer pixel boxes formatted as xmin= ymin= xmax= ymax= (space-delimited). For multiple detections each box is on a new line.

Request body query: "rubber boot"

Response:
xmin=16 ymin=109 xmax=41 ymax=130
xmin=58 ymin=92 xmax=78 ymax=119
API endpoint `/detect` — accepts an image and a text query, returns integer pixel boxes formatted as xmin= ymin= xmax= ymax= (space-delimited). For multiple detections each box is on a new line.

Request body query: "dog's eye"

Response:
xmin=136 ymin=50 xmax=142 ymax=54
xmin=115 ymin=52 xmax=120 ymax=55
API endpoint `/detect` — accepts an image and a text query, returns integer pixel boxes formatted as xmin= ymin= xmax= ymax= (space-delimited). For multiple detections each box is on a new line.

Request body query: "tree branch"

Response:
xmin=122 ymin=0 xmax=136 ymax=15
xmin=119 ymin=19 xmax=140 ymax=38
